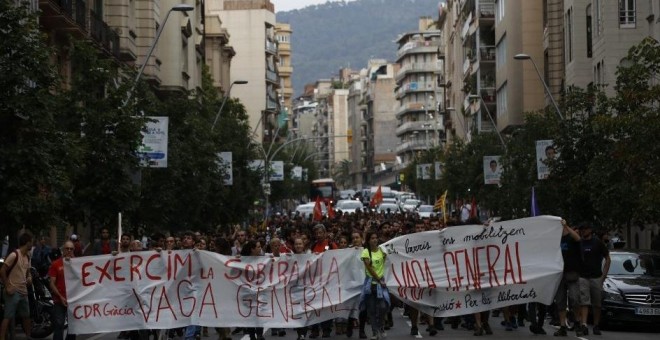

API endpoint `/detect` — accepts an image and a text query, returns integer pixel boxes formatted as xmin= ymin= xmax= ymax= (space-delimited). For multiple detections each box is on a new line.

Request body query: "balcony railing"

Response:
xmin=479 ymin=0 xmax=495 ymax=18
xmin=265 ymin=40 xmax=277 ymax=54
xmin=395 ymin=81 xmax=435 ymax=98
xmin=90 ymin=10 xmax=120 ymax=58
xmin=395 ymin=140 xmax=429 ymax=154
xmin=395 ymin=62 xmax=441 ymax=81
xmin=40 ymin=0 xmax=120 ymax=59
xmin=480 ymin=46 xmax=496 ymax=61
xmin=266 ymin=69 xmax=278 ymax=83
xmin=397 ymin=40 xmax=443 ymax=58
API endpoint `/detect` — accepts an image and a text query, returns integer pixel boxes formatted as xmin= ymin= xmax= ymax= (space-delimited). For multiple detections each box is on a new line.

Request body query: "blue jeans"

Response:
xmin=52 ymin=303 xmax=76 ymax=340
xmin=365 ymin=285 xmax=388 ymax=334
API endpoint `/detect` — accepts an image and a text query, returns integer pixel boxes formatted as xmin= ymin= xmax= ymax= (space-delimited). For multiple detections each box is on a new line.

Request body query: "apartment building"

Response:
xmin=347 ymin=78 xmax=366 ymax=188
xmin=39 ymin=0 xmax=205 ymax=93
xmin=275 ymin=23 xmax=294 ymax=117
xmin=395 ymin=17 xmax=445 ymax=166
xmin=205 ymin=8 xmax=236 ymax=94
xmin=565 ymin=0 xmax=660 ymax=91
xmin=440 ymin=0 xmax=545 ymax=143
xmin=209 ymin=0 xmax=280 ymax=144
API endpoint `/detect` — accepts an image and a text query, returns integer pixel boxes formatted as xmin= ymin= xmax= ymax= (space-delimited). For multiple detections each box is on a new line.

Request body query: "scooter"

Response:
xmin=28 ymin=267 xmax=54 ymax=339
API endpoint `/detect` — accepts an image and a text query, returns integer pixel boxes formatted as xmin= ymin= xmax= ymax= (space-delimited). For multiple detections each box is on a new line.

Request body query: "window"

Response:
xmin=496 ymin=35 xmax=507 ymax=69
xmin=565 ymin=8 xmax=573 ymax=64
xmin=496 ymin=0 xmax=505 ymax=22
xmin=496 ymin=83 xmax=508 ymax=118
xmin=619 ymin=0 xmax=636 ymax=28
xmin=586 ymin=5 xmax=593 ymax=58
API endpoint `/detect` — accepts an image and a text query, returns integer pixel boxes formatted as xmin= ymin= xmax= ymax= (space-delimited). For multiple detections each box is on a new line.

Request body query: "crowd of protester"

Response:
xmin=1 ymin=204 xmax=617 ymax=340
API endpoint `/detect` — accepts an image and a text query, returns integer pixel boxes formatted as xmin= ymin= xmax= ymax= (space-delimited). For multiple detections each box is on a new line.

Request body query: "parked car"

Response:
xmin=601 ymin=250 xmax=660 ymax=329
xmin=294 ymin=202 xmax=327 ymax=218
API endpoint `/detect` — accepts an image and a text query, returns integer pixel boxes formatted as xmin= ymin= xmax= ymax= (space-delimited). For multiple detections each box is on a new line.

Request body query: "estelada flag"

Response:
xmin=312 ymin=196 xmax=323 ymax=221
xmin=434 ymin=190 xmax=447 ymax=224
xmin=327 ymin=200 xmax=336 ymax=219
xmin=369 ymin=185 xmax=383 ymax=207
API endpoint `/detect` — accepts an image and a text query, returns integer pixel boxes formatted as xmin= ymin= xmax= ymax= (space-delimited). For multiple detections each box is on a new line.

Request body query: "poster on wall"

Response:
xmin=483 ymin=156 xmax=502 ymax=185
xmin=536 ymin=140 xmax=559 ymax=180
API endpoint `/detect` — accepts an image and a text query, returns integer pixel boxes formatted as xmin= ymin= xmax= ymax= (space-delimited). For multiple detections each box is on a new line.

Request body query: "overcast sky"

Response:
xmin=272 ymin=0 xmax=357 ymax=12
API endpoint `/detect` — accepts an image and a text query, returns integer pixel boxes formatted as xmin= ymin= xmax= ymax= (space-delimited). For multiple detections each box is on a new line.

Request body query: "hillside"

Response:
xmin=276 ymin=0 xmax=440 ymax=96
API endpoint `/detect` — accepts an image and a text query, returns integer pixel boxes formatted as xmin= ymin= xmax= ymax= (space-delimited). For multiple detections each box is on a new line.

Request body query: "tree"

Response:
xmin=333 ymin=159 xmax=351 ymax=188
xmin=0 ymin=2 xmax=71 ymax=238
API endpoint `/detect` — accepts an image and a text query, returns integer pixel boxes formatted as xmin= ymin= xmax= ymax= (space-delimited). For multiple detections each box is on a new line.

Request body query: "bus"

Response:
xmin=309 ymin=178 xmax=339 ymax=206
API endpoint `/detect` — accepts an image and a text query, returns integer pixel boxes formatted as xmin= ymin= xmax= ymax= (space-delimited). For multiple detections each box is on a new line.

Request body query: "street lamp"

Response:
xmin=211 ymin=80 xmax=248 ymax=131
xmin=123 ymin=4 xmax=194 ymax=107
xmin=468 ymin=94 xmax=507 ymax=152
xmin=513 ymin=53 xmax=564 ymax=120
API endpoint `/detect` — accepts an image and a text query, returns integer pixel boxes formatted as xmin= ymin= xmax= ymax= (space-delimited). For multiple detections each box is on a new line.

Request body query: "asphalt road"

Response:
xmin=9 ymin=307 xmax=660 ymax=340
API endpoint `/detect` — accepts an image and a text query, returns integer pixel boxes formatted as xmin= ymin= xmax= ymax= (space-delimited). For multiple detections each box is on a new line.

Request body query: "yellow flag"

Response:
xmin=433 ymin=190 xmax=448 ymax=224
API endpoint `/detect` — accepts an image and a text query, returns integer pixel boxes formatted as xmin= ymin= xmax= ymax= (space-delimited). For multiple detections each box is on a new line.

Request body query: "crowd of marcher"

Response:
xmin=0 ymin=206 xmax=622 ymax=340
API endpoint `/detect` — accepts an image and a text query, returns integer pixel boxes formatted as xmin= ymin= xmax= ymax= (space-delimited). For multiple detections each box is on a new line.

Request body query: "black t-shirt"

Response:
xmin=579 ymin=237 xmax=609 ymax=278
xmin=560 ymin=234 xmax=581 ymax=273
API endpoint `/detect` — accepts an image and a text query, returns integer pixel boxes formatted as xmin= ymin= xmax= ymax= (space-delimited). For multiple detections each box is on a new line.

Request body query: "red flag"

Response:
xmin=369 ymin=185 xmax=383 ymax=207
xmin=469 ymin=196 xmax=478 ymax=219
xmin=312 ymin=196 xmax=323 ymax=221
xmin=327 ymin=200 xmax=336 ymax=219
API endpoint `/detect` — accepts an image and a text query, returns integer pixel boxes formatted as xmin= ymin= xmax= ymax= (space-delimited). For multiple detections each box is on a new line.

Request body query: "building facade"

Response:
xmin=395 ymin=17 xmax=445 ymax=166
xmin=209 ymin=0 xmax=280 ymax=144
xmin=275 ymin=23 xmax=294 ymax=117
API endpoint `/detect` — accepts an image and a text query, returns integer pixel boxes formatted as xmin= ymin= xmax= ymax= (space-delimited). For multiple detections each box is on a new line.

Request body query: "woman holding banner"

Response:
xmin=360 ymin=232 xmax=390 ymax=340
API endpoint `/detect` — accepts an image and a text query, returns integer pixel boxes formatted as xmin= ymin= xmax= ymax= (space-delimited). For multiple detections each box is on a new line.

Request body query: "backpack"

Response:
xmin=1 ymin=250 xmax=20 ymax=282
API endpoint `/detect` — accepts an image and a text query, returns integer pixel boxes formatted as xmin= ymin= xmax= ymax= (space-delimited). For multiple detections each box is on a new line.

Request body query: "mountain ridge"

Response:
xmin=276 ymin=0 xmax=441 ymax=97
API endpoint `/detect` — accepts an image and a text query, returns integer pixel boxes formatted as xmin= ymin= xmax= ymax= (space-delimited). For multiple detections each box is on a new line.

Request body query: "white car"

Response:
xmin=402 ymin=199 xmax=422 ymax=212
xmin=294 ymin=202 xmax=327 ymax=218
xmin=417 ymin=205 xmax=436 ymax=218
xmin=377 ymin=203 xmax=400 ymax=214
xmin=335 ymin=200 xmax=364 ymax=214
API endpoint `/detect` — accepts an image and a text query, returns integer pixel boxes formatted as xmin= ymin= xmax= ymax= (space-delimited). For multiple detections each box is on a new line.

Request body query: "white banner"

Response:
xmin=65 ymin=249 xmax=363 ymax=334
xmin=65 ymin=217 xmax=564 ymax=332
xmin=218 ymin=152 xmax=233 ymax=185
xmin=381 ymin=216 xmax=563 ymax=317
xmin=483 ymin=155 xmax=502 ymax=185
xmin=138 ymin=117 xmax=168 ymax=168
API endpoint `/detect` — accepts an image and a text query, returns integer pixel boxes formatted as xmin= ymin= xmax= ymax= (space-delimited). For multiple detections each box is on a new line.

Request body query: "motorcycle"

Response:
xmin=27 ymin=267 xmax=54 ymax=339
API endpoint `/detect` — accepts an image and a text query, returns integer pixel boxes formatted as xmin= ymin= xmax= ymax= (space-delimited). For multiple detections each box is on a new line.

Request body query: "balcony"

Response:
xmin=479 ymin=0 xmax=495 ymax=20
xmin=278 ymin=65 xmax=293 ymax=76
xmin=480 ymin=46 xmax=496 ymax=62
xmin=396 ymin=40 xmax=443 ymax=60
xmin=265 ymin=40 xmax=277 ymax=54
xmin=39 ymin=0 xmax=120 ymax=59
xmin=395 ymin=101 xmax=425 ymax=118
xmin=395 ymin=81 xmax=436 ymax=99
xmin=395 ymin=140 xmax=429 ymax=154
xmin=266 ymin=69 xmax=278 ymax=84
xmin=395 ymin=120 xmax=442 ymax=137
xmin=395 ymin=62 xmax=441 ymax=81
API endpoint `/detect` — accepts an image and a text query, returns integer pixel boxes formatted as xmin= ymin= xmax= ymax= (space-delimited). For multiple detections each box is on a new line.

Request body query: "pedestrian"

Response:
xmin=91 ymin=227 xmax=117 ymax=255
xmin=552 ymin=219 xmax=581 ymax=336
xmin=360 ymin=231 xmax=389 ymax=340
xmin=48 ymin=240 xmax=76 ymax=340
xmin=0 ymin=232 xmax=34 ymax=340
xmin=576 ymin=222 xmax=610 ymax=336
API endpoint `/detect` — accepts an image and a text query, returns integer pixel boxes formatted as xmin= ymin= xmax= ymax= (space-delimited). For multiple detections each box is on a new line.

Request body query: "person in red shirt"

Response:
xmin=49 ymin=240 xmax=76 ymax=340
